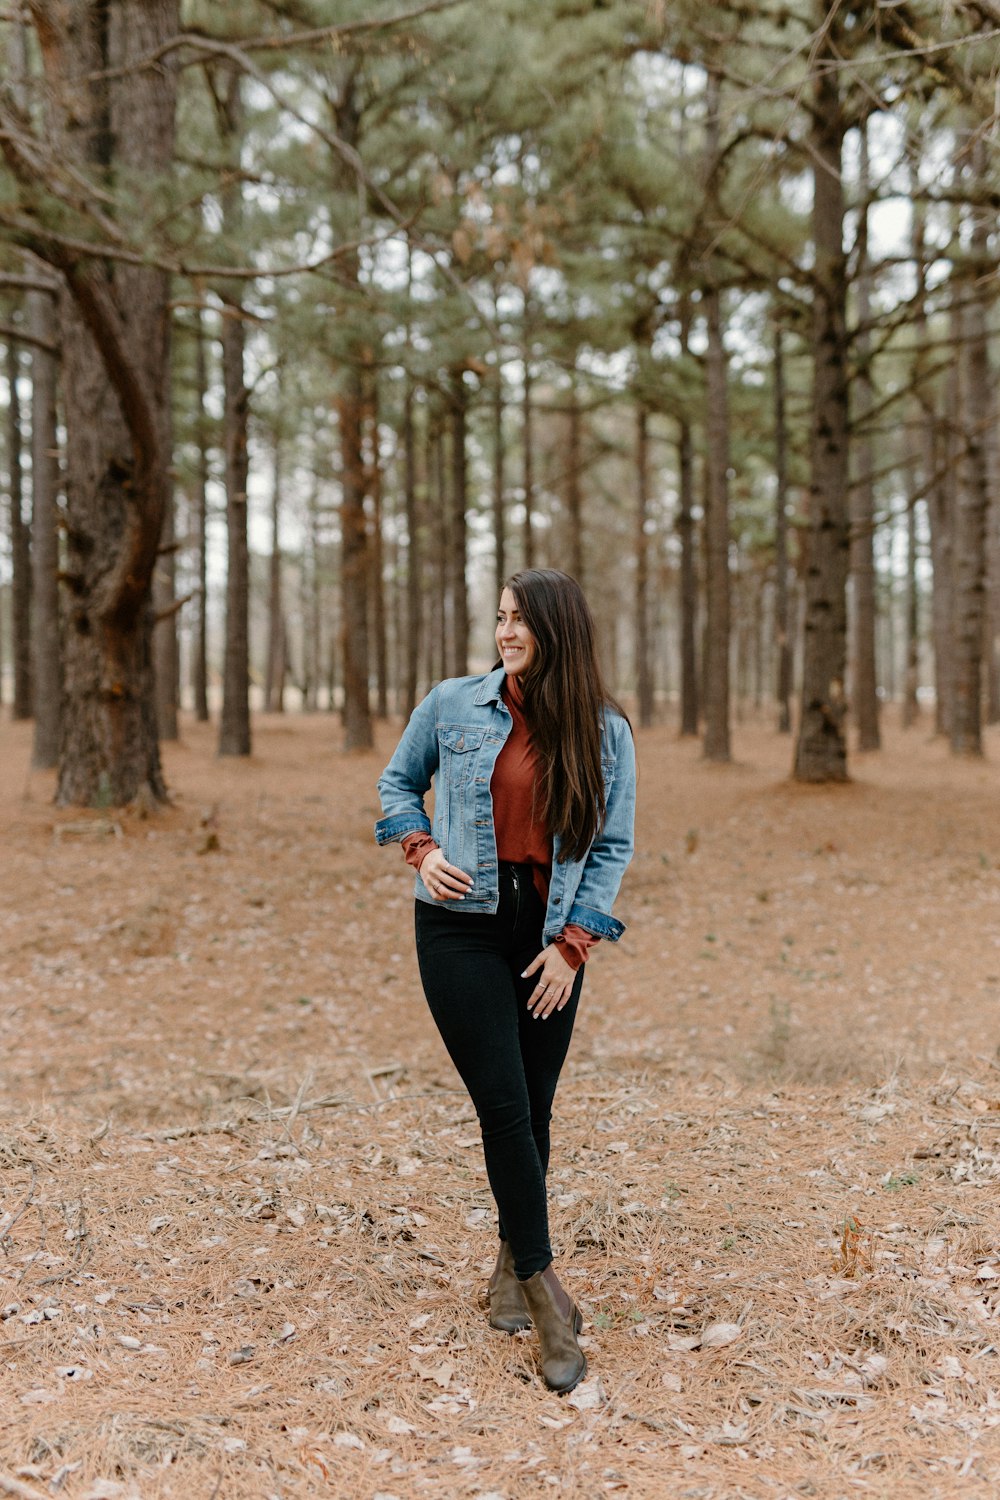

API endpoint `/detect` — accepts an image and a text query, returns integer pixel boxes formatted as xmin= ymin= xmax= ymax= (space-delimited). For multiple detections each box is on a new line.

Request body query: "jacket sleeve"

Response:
xmin=374 ymin=686 xmax=439 ymax=845
xmin=565 ymin=715 xmax=636 ymax=939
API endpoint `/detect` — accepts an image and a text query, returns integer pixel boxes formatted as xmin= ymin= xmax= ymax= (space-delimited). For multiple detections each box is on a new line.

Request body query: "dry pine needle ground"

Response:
xmin=1 ymin=712 xmax=999 ymax=1500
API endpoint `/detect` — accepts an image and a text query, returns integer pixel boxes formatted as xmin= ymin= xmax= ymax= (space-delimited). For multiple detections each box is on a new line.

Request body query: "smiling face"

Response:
xmin=496 ymin=587 xmax=537 ymax=677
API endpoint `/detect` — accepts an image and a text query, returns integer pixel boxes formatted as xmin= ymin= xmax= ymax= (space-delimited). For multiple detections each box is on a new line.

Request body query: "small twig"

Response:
xmin=153 ymin=591 xmax=194 ymax=624
xmin=278 ymin=1071 xmax=314 ymax=1144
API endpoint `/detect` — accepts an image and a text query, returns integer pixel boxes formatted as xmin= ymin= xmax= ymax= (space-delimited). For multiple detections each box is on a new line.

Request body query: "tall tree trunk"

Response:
xmin=794 ymin=15 xmax=850 ymax=783
xmin=635 ymin=403 xmax=654 ymax=727
xmin=702 ymin=284 xmax=732 ymax=763
xmin=493 ymin=356 xmax=506 ymax=598
xmin=192 ymin=308 xmax=210 ymax=723
xmin=401 ymin=378 xmax=419 ymax=718
xmin=6 ymin=331 xmax=33 ymax=719
xmin=29 ymin=287 xmax=61 ymax=767
xmin=902 ymin=462 xmax=920 ymax=728
xmin=950 ymin=145 xmax=990 ymax=756
xmin=340 ymin=356 xmax=372 ymax=746
xmin=367 ymin=363 xmax=389 ymax=717
xmin=6 ymin=4 xmax=32 ymax=722
xmin=773 ymin=322 xmax=792 ymax=733
xmin=448 ymin=373 xmax=469 ymax=677
xmin=0 ymin=1 xmax=179 ymax=805
xmin=850 ymin=125 xmax=880 ymax=751
xmin=216 ymin=69 xmax=251 ymax=757
xmin=522 ymin=309 xmax=535 ymax=569
xmin=264 ymin=419 xmax=285 ymax=713
xmin=565 ymin=372 xmax=584 ymax=584
xmin=678 ymin=295 xmax=699 ymax=737
xmin=152 ymin=482 xmax=178 ymax=740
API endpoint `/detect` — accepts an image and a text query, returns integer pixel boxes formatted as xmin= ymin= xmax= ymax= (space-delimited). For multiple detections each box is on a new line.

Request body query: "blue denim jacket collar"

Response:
xmin=473 ymin=666 xmax=506 ymax=707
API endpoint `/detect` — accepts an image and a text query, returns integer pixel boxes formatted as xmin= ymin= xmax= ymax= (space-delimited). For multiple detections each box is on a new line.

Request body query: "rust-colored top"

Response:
xmin=401 ymin=674 xmax=598 ymax=971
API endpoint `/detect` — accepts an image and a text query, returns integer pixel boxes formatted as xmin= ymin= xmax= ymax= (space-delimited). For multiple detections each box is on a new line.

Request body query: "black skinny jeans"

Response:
xmin=415 ymin=863 xmax=584 ymax=1279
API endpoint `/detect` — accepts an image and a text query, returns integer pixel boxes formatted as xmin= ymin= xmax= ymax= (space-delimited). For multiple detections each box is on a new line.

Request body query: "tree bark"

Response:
xmin=29 ymin=287 xmax=61 ymax=767
xmin=794 ymin=16 xmax=850 ymax=783
xmin=678 ymin=298 xmax=699 ymax=737
xmin=216 ymin=68 xmax=251 ymax=758
xmin=773 ymin=322 xmax=792 ymax=733
xmin=401 ymin=378 xmax=420 ymax=718
xmin=264 ymin=419 xmax=286 ymax=714
xmin=702 ymin=283 xmax=732 ymax=763
xmin=565 ymin=373 xmax=584 ymax=585
xmin=7 ymin=331 xmax=33 ymax=719
xmin=950 ymin=146 xmax=990 ymax=757
xmin=367 ymin=361 xmax=389 ymax=717
xmin=635 ymin=403 xmax=654 ymax=727
xmin=2 ymin=1 xmax=179 ymax=805
xmin=849 ymin=125 xmax=880 ymax=751
xmin=493 ymin=364 xmax=507 ymax=598
xmin=448 ymin=372 xmax=469 ymax=678
xmin=152 ymin=479 xmax=178 ymax=740
xmin=190 ymin=309 xmax=210 ymax=722
xmin=339 ymin=356 xmax=372 ymax=747
xmin=902 ymin=459 xmax=920 ymax=728
xmin=522 ymin=311 xmax=535 ymax=569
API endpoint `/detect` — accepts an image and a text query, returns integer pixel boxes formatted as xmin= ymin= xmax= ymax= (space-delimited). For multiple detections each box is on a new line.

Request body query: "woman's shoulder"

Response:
xmin=428 ymin=669 xmax=504 ymax=712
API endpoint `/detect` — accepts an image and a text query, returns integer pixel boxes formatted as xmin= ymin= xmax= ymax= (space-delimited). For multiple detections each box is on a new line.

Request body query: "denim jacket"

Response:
xmin=375 ymin=668 xmax=636 ymax=947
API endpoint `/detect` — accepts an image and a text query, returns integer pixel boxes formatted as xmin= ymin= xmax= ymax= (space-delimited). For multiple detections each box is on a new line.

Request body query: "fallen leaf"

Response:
xmin=699 ymin=1322 xmax=742 ymax=1350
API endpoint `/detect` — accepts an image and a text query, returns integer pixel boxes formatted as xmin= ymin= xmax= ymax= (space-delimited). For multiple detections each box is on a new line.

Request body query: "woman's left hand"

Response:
xmin=522 ymin=945 xmax=576 ymax=1019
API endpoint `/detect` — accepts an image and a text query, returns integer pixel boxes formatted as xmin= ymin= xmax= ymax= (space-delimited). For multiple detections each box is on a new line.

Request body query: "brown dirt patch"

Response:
xmin=1 ymin=710 xmax=999 ymax=1498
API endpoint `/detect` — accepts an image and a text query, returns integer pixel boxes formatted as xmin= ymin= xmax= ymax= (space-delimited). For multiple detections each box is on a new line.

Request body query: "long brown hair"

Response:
xmin=502 ymin=569 xmax=627 ymax=863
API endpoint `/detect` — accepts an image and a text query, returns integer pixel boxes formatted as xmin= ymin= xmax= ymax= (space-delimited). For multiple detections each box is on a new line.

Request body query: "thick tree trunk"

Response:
xmin=635 ymin=404 xmax=654 ymax=727
xmin=3 ymin=1 xmax=180 ymax=805
xmin=794 ymin=23 xmax=850 ymax=783
xmin=773 ymin=323 xmax=793 ymax=733
xmin=216 ymin=70 xmax=251 ymax=758
xmin=7 ymin=332 xmax=33 ymax=719
xmin=850 ymin=127 xmax=880 ymax=751
xmin=29 ymin=288 xmax=61 ymax=767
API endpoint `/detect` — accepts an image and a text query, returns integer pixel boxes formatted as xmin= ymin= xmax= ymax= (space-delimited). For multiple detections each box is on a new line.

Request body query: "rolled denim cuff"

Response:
xmin=565 ymin=901 xmax=626 ymax=942
xmin=375 ymin=811 xmax=432 ymax=845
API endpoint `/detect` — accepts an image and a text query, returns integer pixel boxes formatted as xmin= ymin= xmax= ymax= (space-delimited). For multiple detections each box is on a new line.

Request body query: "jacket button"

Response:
xmin=553 ymin=898 xmax=561 ymax=906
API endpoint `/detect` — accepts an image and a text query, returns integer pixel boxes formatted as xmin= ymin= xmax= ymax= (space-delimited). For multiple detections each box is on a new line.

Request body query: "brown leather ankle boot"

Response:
xmin=487 ymin=1241 xmax=532 ymax=1333
xmin=520 ymin=1265 xmax=586 ymax=1393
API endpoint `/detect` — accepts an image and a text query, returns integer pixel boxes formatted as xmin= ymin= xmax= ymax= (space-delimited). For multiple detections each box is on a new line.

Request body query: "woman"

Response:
xmin=375 ymin=570 xmax=635 ymax=1393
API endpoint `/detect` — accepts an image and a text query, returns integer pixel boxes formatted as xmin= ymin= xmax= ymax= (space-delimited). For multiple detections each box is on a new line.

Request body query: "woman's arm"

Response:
xmin=565 ymin=715 xmax=636 ymax=935
xmin=374 ymin=687 xmax=439 ymax=844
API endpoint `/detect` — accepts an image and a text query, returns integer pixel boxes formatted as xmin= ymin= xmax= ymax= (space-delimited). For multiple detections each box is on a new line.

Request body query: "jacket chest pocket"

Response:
xmin=438 ymin=725 xmax=485 ymax=786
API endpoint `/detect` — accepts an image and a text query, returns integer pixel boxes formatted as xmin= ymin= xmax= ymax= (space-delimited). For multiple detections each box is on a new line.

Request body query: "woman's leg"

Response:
xmin=415 ymin=901 xmax=554 ymax=1278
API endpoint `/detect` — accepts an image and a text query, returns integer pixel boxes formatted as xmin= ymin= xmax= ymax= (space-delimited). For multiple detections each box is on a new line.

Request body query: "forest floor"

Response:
xmin=1 ymin=707 xmax=999 ymax=1500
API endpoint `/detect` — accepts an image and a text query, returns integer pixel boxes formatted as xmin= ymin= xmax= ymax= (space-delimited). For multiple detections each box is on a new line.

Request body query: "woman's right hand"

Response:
xmin=419 ymin=847 xmax=473 ymax=901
